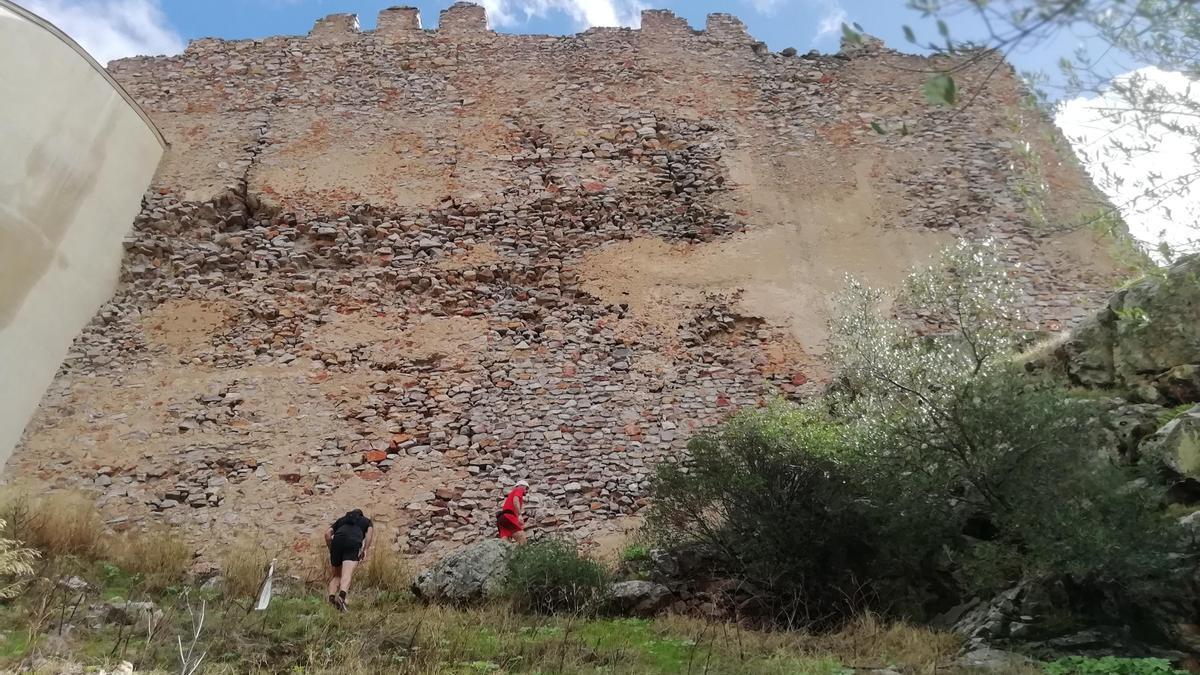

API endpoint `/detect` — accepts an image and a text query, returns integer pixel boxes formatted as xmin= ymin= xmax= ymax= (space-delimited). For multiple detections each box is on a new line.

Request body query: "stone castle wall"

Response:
xmin=8 ymin=3 xmax=1125 ymax=559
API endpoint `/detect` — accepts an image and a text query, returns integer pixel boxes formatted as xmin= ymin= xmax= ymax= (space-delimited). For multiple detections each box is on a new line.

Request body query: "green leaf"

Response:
xmin=841 ymin=22 xmax=863 ymax=44
xmin=903 ymin=25 xmax=916 ymax=43
xmin=937 ymin=19 xmax=949 ymax=37
xmin=870 ymin=121 xmax=886 ymax=135
xmin=923 ymin=73 xmax=957 ymax=106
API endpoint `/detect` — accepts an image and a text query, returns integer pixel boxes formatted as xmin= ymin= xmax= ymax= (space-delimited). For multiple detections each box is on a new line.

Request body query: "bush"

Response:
xmin=648 ymin=404 xmax=894 ymax=626
xmin=506 ymin=538 xmax=610 ymax=615
xmin=619 ymin=544 xmax=649 ymax=563
xmin=105 ymin=528 xmax=193 ymax=591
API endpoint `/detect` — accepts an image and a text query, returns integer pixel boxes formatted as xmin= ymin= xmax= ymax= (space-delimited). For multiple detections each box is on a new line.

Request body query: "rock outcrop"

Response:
xmin=1057 ymin=254 xmax=1200 ymax=398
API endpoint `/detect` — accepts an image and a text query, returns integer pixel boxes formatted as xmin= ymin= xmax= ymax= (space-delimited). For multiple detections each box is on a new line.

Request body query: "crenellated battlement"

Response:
xmin=308 ymin=12 xmax=360 ymax=44
xmin=274 ymin=3 xmax=780 ymax=50
xmin=376 ymin=6 xmax=422 ymax=38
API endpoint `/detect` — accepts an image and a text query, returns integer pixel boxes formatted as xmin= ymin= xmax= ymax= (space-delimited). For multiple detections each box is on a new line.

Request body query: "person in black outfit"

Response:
xmin=324 ymin=509 xmax=373 ymax=611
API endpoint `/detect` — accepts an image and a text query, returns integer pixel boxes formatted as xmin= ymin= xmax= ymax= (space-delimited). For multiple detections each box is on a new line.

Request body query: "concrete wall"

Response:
xmin=0 ymin=1 xmax=164 ymax=462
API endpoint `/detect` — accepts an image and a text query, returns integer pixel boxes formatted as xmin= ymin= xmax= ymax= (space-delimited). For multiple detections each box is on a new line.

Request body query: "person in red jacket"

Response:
xmin=497 ymin=480 xmax=530 ymax=543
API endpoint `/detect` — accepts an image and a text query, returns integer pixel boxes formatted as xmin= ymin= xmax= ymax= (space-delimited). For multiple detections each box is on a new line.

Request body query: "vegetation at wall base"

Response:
xmin=648 ymin=241 xmax=1176 ymax=632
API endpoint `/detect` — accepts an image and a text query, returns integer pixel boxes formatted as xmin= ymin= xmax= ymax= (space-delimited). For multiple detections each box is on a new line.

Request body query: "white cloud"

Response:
xmin=1056 ymin=66 xmax=1200 ymax=254
xmin=479 ymin=0 xmax=646 ymax=29
xmin=812 ymin=0 xmax=847 ymax=45
xmin=747 ymin=0 xmax=785 ymax=15
xmin=18 ymin=0 xmax=184 ymax=65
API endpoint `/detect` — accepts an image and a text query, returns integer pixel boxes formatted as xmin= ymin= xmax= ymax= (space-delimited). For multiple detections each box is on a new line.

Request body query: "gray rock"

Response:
xmin=1139 ymin=406 xmax=1200 ymax=496
xmin=411 ymin=539 xmax=513 ymax=604
xmin=1101 ymin=401 xmax=1165 ymax=460
xmin=609 ymin=580 xmax=671 ymax=616
xmin=954 ymin=647 xmax=1034 ymax=671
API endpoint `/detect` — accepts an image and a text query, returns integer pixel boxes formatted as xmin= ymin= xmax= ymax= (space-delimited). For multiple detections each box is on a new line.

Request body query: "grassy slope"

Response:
xmin=0 ymin=557 xmax=964 ymax=675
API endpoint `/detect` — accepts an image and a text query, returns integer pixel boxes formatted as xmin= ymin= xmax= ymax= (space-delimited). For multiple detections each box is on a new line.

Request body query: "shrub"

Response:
xmin=619 ymin=544 xmax=649 ymax=563
xmin=647 ymin=404 xmax=908 ymax=626
xmin=506 ymin=538 xmax=610 ymax=615
xmin=0 ymin=490 xmax=104 ymax=557
xmin=105 ymin=528 xmax=193 ymax=591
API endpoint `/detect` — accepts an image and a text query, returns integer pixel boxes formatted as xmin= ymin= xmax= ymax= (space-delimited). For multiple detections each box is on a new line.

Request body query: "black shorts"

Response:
xmin=329 ymin=537 xmax=363 ymax=567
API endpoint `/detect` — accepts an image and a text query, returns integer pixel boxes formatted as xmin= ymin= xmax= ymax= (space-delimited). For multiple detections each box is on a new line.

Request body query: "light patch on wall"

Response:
xmin=479 ymin=0 xmax=647 ymax=29
xmin=20 ymin=0 xmax=184 ymax=65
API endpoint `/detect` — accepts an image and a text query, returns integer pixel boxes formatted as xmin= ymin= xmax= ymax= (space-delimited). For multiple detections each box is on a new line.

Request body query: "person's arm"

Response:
xmin=324 ymin=527 xmax=333 ymax=547
xmin=361 ymin=526 xmax=374 ymax=560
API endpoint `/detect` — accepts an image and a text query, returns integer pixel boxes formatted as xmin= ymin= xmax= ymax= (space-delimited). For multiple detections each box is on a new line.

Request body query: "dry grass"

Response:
xmin=103 ymin=527 xmax=193 ymax=590
xmin=652 ymin=612 xmax=960 ymax=674
xmin=356 ymin=542 xmax=411 ymax=593
xmin=1014 ymin=332 xmax=1069 ymax=375
xmin=0 ymin=489 xmax=104 ymax=557
xmin=220 ymin=537 xmax=274 ymax=599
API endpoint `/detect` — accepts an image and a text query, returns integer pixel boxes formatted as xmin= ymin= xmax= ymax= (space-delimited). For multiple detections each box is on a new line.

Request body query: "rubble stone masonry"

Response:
xmin=8 ymin=3 xmax=1127 ymax=561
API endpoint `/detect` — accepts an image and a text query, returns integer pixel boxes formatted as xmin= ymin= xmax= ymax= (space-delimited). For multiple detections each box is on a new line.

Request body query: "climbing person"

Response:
xmin=324 ymin=508 xmax=373 ymax=612
xmin=497 ymin=480 xmax=530 ymax=543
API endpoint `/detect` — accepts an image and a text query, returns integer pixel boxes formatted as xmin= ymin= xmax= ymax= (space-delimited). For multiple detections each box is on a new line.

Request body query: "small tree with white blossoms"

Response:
xmin=0 ymin=520 xmax=38 ymax=599
xmin=831 ymin=240 xmax=1167 ymax=591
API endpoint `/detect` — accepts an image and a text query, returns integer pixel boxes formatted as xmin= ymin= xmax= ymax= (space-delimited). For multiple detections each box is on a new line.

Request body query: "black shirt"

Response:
xmin=331 ymin=512 xmax=372 ymax=544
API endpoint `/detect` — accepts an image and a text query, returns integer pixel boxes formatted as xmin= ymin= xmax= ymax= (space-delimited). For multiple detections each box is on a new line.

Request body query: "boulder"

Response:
xmin=1139 ymin=405 xmax=1200 ymax=502
xmin=1112 ymin=257 xmax=1200 ymax=384
xmin=609 ymin=580 xmax=671 ymax=616
xmin=1156 ymin=364 xmax=1200 ymax=405
xmin=411 ymin=539 xmax=513 ymax=604
xmin=1057 ymin=255 xmax=1200 ymax=391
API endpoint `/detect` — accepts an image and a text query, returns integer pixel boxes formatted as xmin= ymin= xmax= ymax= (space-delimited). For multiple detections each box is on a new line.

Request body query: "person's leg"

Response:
xmin=513 ymin=530 xmax=527 ymax=544
xmin=339 ymin=559 xmax=358 ymax=595
xmin=327 ymin=565 xmax=341 ymax=599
